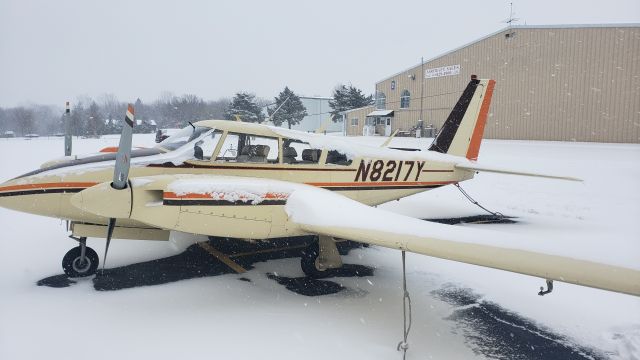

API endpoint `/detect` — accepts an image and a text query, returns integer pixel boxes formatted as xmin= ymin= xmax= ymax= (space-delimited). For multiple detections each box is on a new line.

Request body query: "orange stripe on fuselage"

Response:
xmin=466 ymin=79 xmax=495 ymax=161
xmin=306 ymin=181 xmax=455 ymax=187
xmin=0 ymin=182 xmax=99 ymax=193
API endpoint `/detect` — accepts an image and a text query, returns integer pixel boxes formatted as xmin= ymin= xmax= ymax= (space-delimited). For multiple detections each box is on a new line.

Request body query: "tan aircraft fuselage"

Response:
xmin=0 ymin=120 xmax=474 ymax=240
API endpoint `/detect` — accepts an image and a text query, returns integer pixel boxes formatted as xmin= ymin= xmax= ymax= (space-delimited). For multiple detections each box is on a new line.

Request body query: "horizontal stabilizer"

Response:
xmin=456 ymin=163 xmax=583 ymax=182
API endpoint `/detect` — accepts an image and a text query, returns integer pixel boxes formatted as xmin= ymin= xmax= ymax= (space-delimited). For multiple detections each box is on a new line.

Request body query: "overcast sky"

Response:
xmin=1 ymin=0 xmax=638 ymax=107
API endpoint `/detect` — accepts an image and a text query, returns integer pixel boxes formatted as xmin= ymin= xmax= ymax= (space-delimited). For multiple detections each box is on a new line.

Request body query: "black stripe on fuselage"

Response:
xmin=429 ymin=79 xmax=480 ymax=154
xmin=163 ymin=199 xmax=287 ymax=206
xmin=0 ymin=188 xmax=85 ymax=197
xmin=147 ymin=163 xmax=357 ymax=172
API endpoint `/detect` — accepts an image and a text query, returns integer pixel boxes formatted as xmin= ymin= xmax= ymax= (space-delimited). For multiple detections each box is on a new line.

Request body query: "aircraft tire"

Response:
xmin=62 ymin=246 xmax=99 ymax=278
xmin=300 ymin=240 xmax=330 ymax=279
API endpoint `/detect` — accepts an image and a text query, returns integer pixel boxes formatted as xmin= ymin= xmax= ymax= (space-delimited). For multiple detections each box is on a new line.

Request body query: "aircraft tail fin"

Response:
xmin=429 ymin=77 xmax=495 ymax=160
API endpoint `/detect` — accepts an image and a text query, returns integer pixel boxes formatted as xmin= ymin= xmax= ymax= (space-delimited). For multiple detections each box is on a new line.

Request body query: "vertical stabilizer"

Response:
xmin=429 ymin=77 xmax=495 ymax=160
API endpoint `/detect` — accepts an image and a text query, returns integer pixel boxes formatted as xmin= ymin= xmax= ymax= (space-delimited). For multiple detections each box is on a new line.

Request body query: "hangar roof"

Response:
xmin=377 ymin=23 xmax=640 ymax=84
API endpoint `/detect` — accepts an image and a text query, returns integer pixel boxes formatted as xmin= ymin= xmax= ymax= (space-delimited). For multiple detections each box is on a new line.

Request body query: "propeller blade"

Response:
xmin=112 ymin=104 xmax=135 ymax=190
xmin=102 ymin=217 xmax=116 ymax=273
xmin=102 ymin=104 xmax=135 ymax=273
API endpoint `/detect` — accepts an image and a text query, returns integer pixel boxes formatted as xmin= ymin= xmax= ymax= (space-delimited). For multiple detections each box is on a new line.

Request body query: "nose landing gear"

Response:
xmin=62 ymin=237 xmax=99 ymax=277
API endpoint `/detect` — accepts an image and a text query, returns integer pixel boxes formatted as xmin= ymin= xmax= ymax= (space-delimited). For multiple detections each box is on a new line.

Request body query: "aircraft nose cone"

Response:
xmin=0 ymin=175 xmax=75 ymax=217
xmin=0 ymin=177 xmax=53 ymax=214
xmin=0 ymin=180 xmax=11 ymax=209
xmin=0 ymin=178 xmax=24 ymax=210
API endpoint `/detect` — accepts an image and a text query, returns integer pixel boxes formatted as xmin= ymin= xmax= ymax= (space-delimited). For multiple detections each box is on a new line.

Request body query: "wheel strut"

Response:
xmin=79 ymin=237 xmax=87 ymax=264
xmin=69 ymin=235 xmax=88 ymax=266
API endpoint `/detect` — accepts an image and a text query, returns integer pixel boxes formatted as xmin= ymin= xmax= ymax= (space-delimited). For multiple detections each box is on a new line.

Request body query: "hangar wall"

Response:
xmin=346 ymin=24 xmax=639 ymax=143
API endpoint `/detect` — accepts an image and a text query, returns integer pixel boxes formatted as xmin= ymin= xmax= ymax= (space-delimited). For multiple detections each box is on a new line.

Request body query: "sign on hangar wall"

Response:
xmin=425 ymin=64 xmax=460 ymax=79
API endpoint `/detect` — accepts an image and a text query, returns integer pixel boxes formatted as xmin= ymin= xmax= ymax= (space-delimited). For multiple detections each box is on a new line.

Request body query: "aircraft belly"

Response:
xmin=176 ymin=206 xmax=272 ymax=238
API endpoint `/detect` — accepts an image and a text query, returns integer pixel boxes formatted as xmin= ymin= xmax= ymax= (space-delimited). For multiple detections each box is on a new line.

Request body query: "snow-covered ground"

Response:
xmin=0 ymin=134 xmax=638 ymax=360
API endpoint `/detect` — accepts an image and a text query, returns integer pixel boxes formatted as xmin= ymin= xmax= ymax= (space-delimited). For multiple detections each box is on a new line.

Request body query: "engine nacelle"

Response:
xmin=70 ymin=181 xmax=132 ymax=219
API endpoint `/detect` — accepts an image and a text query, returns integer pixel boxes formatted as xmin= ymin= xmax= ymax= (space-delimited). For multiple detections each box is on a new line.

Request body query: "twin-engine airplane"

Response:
xmin=0 ymin=77 xmax=638 ymax=297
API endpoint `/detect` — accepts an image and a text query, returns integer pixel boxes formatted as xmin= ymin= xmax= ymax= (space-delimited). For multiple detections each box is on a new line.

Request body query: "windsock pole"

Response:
xmin=64 ymin=101 xmax=72 ymax=156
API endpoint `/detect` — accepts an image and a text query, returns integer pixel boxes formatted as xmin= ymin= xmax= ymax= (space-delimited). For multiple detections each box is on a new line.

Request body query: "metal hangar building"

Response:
xmin=343 ymin=24 xmax=639 ymax=143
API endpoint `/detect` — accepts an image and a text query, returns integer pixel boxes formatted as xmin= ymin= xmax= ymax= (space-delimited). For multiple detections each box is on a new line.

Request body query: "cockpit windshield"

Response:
xmin=156 ymin=125 xmax=211 ymax=152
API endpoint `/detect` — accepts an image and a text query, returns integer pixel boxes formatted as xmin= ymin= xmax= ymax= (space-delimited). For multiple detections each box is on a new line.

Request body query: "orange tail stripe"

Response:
xmin=466 ymin=79 xmax=495 ymax=161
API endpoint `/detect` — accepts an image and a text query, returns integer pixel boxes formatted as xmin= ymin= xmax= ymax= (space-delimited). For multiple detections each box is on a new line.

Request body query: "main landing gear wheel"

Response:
xmin=300 ymin=236 xmax=343 ymax=279
xmin=62 ymin=244 xmax=99 ymax=278
xmin=301 ymin=241 xmax=326 ymax=278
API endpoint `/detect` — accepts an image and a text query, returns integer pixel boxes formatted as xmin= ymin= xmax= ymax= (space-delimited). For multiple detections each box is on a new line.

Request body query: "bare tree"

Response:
xmin=99 ymin=93 xmax=120 ymax=120
xmin=171 ymin=94 xmax=207 ymax=126
xmin=86 ymin=101 xmax=104 ymax=136
xmin=11 ymin=107 xmax=35 ymax=135
xmin=29 ymin=104 xmax=60 ymax=135
xmin=0 ymin=107 xmax=7 ymax=132
xmin=70 ymin=101 xmax=87 ymax=136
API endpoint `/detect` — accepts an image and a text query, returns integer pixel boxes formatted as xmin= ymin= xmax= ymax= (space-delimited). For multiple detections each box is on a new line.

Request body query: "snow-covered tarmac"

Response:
xmin=0 ymin=134 xmax=638 ymax=359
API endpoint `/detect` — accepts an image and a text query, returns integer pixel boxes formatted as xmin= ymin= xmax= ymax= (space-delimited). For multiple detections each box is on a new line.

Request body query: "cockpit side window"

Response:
xmin=216 ymin=132 xmax=279 ymax=164
xmin=282 ymin=139 xmax=320 ymax=164
xmin=248 ymin=135 xmax=279 ymax=163
xmin=192 ymin=130 xmax=222 ymax=161
xmin=325 ymin=150 xmax=352 ymax=166
xmin=216 ymin=133 xmax=241 ymax=161
xmin=157 ymin=125 xmax=211 ymax=152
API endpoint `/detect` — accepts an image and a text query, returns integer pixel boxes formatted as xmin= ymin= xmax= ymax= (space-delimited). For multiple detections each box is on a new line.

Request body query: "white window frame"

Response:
xmin=400 ymin=90 xmax=410 ymax=108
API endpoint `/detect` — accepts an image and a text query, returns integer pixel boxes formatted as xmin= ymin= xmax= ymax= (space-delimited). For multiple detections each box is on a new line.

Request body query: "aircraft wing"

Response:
xmin=77 ymin=174 xmax=637 ymax=296
xmin=455 ymin=162 xmax=583 ymax=181
xmin=285 ymin=186 xmax=639 ymax=296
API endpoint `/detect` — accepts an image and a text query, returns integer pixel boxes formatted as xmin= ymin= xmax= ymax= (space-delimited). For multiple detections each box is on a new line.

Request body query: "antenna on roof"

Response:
xmin=502 ymin=2 xmax=519 ymax=38
xmin=502 ymin=2 xmax=520 ymax=26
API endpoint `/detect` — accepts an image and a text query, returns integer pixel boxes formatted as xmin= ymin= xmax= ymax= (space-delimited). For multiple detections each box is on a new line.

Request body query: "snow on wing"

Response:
xmin=284 ymin=187 xmax=640 ymax=297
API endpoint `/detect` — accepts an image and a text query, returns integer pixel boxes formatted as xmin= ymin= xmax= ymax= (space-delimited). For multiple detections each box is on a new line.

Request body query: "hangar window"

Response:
xmin=375 ymin=92 xmax=386 ymax=109
xmin=400 ymin=90 xmax=410 ymax=108
xmin=351 ymin=117 xmax=358 ymax=126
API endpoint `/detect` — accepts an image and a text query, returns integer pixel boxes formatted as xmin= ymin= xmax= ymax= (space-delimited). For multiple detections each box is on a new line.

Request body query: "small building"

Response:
xmin=134 ymin=119 xmax=158 ymax=133
xmin=345 ymin=24 xmax=640 ymax=143
xmin=1 ymin=130 xmax=15 ymax=138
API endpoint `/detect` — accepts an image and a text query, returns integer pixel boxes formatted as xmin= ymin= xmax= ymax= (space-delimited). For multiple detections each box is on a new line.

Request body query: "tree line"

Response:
xmin=0 ymin=84 xmax=373 ymax=136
